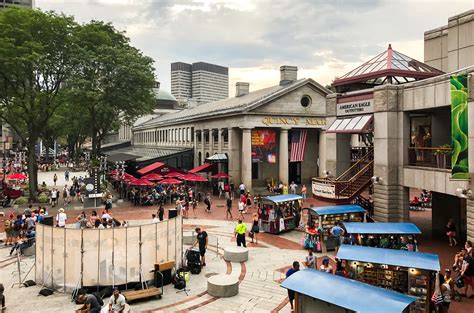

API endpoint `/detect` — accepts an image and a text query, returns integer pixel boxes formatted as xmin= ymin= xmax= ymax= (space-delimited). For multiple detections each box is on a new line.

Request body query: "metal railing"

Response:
xmin=407 ymin=147 xmax=451 ymax=169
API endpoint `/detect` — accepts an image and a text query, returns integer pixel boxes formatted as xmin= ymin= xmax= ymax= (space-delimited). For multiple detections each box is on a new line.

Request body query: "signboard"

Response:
xmin=251 ymin=129 xmax=277 ymax=163
xmin=337 ymin=99 xmax=374 ymax=116
xmin=261 ymin=117 xmax=326 ymax=127
xmin=451 ymin=74 xmax=469 ymax=179
xmin=312 ymin=181 xmax=336 ymax=198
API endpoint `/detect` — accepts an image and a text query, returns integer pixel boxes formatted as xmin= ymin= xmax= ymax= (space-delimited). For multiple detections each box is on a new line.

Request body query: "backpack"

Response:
xmin=92 ymin=291 xmax=104 ymax=306
xmin=4 ymin=219 xmax=11 ymax=231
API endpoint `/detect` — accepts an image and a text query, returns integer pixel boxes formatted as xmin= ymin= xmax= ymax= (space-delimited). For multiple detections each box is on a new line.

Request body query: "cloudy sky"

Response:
xmin=36 ymin=0 xmax=473 ymax=95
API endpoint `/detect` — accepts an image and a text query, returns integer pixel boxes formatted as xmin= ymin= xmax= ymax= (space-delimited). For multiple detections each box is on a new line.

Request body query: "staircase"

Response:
xmin=313 ymin=148 xmax=374 ymax=201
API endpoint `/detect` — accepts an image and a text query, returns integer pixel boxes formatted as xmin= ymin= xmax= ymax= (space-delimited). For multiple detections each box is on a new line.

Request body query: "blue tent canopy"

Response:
xmin=337 ymin=244 xmax=440 ymax=271
xmin=263 ymin=194 xmax=303 ymax=203
xmin=343 ymin=222 xmax=422 ymax=235
xmin=311 ymin=204 xmax=366 ymax=216
xmin=281 ymin=269 xmax=416 ymax=313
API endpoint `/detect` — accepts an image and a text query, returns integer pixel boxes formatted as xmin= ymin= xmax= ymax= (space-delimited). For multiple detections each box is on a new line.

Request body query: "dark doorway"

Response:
xmin=252 ymin=162 xmax=259 ymax=180
xmin=289 ymin=162 xmax=301 ymax=184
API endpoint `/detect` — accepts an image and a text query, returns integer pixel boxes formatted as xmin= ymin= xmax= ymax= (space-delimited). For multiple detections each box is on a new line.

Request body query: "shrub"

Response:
xmin=38 ymin=193 xmax=49 ymax=203
xmin=15 ymin=196 xmax=29 ymax=205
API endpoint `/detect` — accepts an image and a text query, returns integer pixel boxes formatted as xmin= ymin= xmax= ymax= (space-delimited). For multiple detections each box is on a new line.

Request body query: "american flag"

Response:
xmin=290 ymin=129 xmax=307 ymax=162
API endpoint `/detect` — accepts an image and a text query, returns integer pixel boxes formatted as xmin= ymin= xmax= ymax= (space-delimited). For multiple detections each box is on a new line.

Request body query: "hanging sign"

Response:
xmin=450 ymin=74 xmax=469 ymax=179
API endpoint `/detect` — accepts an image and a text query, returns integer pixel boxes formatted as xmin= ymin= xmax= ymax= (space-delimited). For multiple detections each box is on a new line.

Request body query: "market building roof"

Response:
xmin=281 ymin=269 xmax=416 ymax=313
xmin=264 ymin=194 xmax=303 ymax=203
xmin=134 ymin=78 xmax=330 ymax=129
xmin=333 ymin=44 xmax=444 ymax=88
xmin=311 ymin=204 xmax=366 ymax=216
xmin=342 ymin=222 xmax=422 ymax=235
xmin=105 ymin=146 xmax=192 ymax=163
xmin=337 ymin=244 xmax=440 ymax=271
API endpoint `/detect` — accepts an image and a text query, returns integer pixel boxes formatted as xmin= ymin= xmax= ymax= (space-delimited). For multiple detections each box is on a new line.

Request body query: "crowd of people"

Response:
xmin=266 ymin=181 xmax=307 ymax=199
xmin=3 ymin=205 xmax=40 ymax=256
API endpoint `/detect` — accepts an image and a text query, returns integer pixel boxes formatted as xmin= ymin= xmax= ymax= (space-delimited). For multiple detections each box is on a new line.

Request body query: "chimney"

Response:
xmin=280 ymin=65 xmax=298 ymax=85
xmin=235 ymin=82 xmax=250 ymax=97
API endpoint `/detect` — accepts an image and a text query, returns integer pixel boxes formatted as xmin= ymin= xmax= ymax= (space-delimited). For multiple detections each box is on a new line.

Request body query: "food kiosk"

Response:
xmin=259 ymin=194 xmax=302 ymax=234
xmin=337 ymin=244 xmax=440 ymax=313
xmin=305 ymin=205 xmax=366 ymax=252
xmin=281 ymin=269 xmax=416 ymax=313
xmin=342 ymin=222 xmax=421 ymax=251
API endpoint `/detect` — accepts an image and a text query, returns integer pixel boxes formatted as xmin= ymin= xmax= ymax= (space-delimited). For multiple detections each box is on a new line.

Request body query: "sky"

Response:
xmin=35 ymin=0 xmax=473 ymax=95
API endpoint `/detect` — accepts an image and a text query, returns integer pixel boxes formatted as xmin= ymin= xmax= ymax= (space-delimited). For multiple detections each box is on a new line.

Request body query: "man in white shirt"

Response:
xmin=304 ymin=250 xmax=316 ymax=269
xmin=56 ymin=208 xmax=67 ymax=227
xmin=289 ymin=181 xmax=297 ymax=194
xmin=108 ymin=287 xmax=126 ymax=312
xmin=239 ymin=183 xmax=246 ymax=195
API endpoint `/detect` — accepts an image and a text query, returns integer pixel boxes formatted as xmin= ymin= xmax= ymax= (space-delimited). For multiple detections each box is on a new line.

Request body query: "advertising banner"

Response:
xmin=251 ymin=129 xmax=277 ymax=163
xmin=451 ymin=75 xmax=469 ymax=179
xmin=312 ymin=181 xmax=336 ymax=198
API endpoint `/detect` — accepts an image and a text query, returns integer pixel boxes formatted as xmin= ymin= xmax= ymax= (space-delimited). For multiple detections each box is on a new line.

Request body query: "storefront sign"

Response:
xmin=312 ymin=181 xmax=335 ymax=198
xmin=451 ymin=74 xmax=469 ymax=179
xmin=261 ymin=117 xmax=326 ymax=127
xmin=337 ymin=99 xmax=374 ymax=116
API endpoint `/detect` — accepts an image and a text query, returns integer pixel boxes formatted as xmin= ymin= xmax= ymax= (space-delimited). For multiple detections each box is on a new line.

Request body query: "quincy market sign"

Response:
xmin=337 ymin=99 xmax=374 ymax=116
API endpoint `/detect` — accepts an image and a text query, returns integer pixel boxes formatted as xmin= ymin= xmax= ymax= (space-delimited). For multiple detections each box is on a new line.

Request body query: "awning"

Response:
xmin=337 ymin=245 xmax=440 ymax=271
xmin=189 ymin=162 xmax=217 ymax=174
xmin=343 ymin=222 xmax=422 ymax=235
xmin=326 ymin=114 xmax=373 ymax=133
xmin=137 ymin=161 xmax=166 ymax=175
xmin=106 ymin=153 xmax=138 ymax=162
xmin=311 ymin=204 xmax=366 ymax=216
xmin=206 ymin=153 xmax=228 ymax=162
xmin=281 ymin=269 xmax=416 ymax=313
xmin=264 ymin=194 xmax=303 ymax=203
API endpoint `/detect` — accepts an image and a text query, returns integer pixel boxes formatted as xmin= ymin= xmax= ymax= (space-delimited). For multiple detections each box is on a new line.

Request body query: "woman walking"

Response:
xmin=446 ymin=219 xmax=457 ymax=246
xmin=251 ymin=213 xmax=260 ymax=244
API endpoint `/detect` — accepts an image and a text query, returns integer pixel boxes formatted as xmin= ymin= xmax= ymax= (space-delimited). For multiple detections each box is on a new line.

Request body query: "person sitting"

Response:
xmin=107 ymin=287 xmax=126 ymax=313
xmin=76 ymin=291 xmax=101 ymax=313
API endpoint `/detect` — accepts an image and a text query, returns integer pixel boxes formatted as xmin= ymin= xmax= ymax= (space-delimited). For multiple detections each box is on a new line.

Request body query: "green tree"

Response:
xmin=66 ymin=21 xmax=156 ymax=158
xmin=0 ymin=8 xmax=78 ymax=200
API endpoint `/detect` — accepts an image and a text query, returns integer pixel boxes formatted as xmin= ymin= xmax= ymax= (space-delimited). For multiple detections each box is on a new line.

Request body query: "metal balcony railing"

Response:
xmin=407 ymin=147 xmax=451 ymax=169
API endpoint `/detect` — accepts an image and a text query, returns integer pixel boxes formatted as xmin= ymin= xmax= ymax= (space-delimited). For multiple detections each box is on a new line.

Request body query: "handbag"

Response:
xmin=249 ymin=231 xmax=254 ymax=238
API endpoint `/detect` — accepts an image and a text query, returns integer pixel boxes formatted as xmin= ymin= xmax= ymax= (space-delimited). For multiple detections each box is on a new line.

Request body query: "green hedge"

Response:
xmin=15 ymin=196 xmax=28 ymax=205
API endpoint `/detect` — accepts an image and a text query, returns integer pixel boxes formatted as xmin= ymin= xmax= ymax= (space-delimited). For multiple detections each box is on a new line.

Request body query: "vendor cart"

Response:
xmin=337 ymin=244 xmax=440 ymax=313
xmin=342 ymin=222 xmax=421 ymax=251
xmin=259 ymin=194 xmax=302 ymax=234
xmin=306 ymin=204 xmax=366 ymax=252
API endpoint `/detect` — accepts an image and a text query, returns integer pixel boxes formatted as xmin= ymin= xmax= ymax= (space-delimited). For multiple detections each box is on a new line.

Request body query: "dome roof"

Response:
xmin=156 ymin=89 xmax=177 ymax=102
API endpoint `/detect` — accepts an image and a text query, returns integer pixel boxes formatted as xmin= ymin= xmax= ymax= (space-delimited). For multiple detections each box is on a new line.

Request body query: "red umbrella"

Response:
xmin=129 ymin=178 xmax=154 ymax=186
xmin=211 ymin=173 xmax=231 ymax=179
xmin=182 ymin=174 xmax=208 ymax=182
xmin=141 ymin=173 xmax=163 ymax=181
xmin=159 ymin=178 xmax=183 ymax=185
xmin=164 ymin=172 xmax=184 ymax=178
xmin=7 ymin=173 xmax=28 ymax=180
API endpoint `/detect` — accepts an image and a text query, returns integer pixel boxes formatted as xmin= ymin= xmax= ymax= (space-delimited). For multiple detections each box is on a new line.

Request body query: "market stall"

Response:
xmin=305 ymin=205 xmax=366 ymax=252
xmin=259 ymin=194 xmax=302 ymax=234
xmin=342 ymin=222 xmax=421 ymax=251
xmin=281 ymin=269 xmax=416 ymax=313
xmin=337 ymin=244 xmax=440 ymax=313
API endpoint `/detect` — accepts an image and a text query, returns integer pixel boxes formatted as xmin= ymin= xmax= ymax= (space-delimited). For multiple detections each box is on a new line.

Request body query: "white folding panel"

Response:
xmin=35 ymin=224 xmax=44 ymax=286
xmin=156 ymin=221 xmax=168 ymax=263
xmin=126 ymin=226 xmax=140 ymax=283
xmin=141 ymin=223 xmax=157 ymax=281
xmin=168 ymin=218 xmax=177 ymax=263
xmin=82 ymin=229 xmax=99 ymax=287
xmin=113 ymin=227 xmax=127 ymax=286
xmin=64 ymin=228 xmax=82 ymax=292
xmin=51 ymin=227 xmax=66 ymax=291
xmin=98 ymin=228 xmax=114 ymax=286
xmin=175 ymin=217 xmax=183 ymax=268
xmin=42 ymin=225 xmax=53 ymax=287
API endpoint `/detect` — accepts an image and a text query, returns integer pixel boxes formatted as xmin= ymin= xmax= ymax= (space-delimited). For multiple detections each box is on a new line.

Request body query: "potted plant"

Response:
xmin=434 ymin=144 xmax=451 ymax=169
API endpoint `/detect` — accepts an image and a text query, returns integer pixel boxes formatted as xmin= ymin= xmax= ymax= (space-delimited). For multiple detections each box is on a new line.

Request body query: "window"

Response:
xmin=300 ymin=95 xmax=312 ymax=108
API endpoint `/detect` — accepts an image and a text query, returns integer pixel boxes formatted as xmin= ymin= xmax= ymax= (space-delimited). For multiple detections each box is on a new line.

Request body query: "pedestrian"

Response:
xmin=193 ymin=227 xmax=208 ymax=267
xmin=184 ymin=200 xmax=190 ymax=219
xmin=460 ymin=242 xmax=474 ymax=298
xmin=152 ymin=214 xmax=159 ymax=223
xmin=76 ymin=291 xmax=101 ymax=313
xmin=63 ymin=185 xmax=70 ymax=205
xmin=64 ymin=169 xmax=69 ymax=182
xmin=192 ymin=199 xmax=197 ymax=218
xmin=226 ymin=196 xmax=233 ymax=219
xmin=53 ymin=173 xmax=57 ymax=186
xmin=251 ymin=213 xmax=260 ymax=244
xmin=238 ymin=200 xmax=245 ymax=220
xmin=204 ymin=193 xmax=211 ymax=213
xmin=234 ymin=219 xmax=247 ymax=247
xmin=283 ymin=184 xmax=289 ymax=195
xmin=289 ymin=181 xmax=297 ymax=194
xmin=301 ymin=184 xmax=307 ymax=201
xmin=304 ymin=249 xmax=316 ymax=269
xmin=239 ymin=182 xmax=246 ymax=196
xmin=158 ymin=204 xmax=165 ymax=221
xmin=108 ymin=287 xmax=127 ymax=313
xmin=51 ymin=188 xmax=58 ymax=207
xmin=12 ymin=215 xmax=23 ymax=244
xmin=433 ymin=272 xmax=451 ymax=313
xmin=3 ymin=215 xmax=14 ymax=246
xmin=331 ymin=222 xmax=345 ymax=253
xmin=56 ymin=208 xmax=67 ymax=228
xmin=246 ymin=192 xmax=252 ymax=214
xmin=89 ymin=210 xmax=99 ymax=226
xmin=284 ymin=261 xmax=300 ymax=313
xmin=320 ymin=258 xmax=333 ymax=273
xmin=446 ymin=219 xmax=457 ymax=246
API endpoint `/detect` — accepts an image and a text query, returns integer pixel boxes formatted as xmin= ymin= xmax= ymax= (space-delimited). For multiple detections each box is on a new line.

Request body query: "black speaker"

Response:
xmin=43 ymin=216 xmax=54 ymax=226
xmin=168 ymin=209 xmax=178 ymax=219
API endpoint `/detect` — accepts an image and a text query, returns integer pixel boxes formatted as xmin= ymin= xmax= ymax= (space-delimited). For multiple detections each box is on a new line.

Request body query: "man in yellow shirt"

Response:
xmin=234 ymin=219 xmax=247 ymax=247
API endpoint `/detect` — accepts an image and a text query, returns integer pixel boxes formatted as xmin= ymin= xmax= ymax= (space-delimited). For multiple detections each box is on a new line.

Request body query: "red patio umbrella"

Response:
xmin=210 ymin=173 xmax=231 ymax=179
xmin=159 ymin=178 xmax=183 ymax=185
xmin=141 ymin=173 xmax=163 ymax=181
xmin=164 ymin=172 xmax=184 ymax=178
xmin=182 ymin=174 xmax=208 ymax=182
xmin=7 ymin=173 xmax=28 ymax=180
xmin=129 ymin=178 xmax=154 ymax=186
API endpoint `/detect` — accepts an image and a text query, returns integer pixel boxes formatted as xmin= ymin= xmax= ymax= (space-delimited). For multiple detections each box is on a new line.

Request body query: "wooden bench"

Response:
xmin=122 ymin=287 xmax=162 ymax=302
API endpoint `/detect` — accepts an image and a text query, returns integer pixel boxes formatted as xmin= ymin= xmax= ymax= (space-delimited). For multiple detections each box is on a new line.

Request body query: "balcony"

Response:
xmin=407 ymin=147 xmax=451 ymax=169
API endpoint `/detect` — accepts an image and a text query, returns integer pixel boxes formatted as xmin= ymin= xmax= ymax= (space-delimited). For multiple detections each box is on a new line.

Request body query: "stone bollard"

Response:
xmin=207 ymin=274 xmax=239 ymax=297
xmin=223 ymin=246 xmax=249 ymax=262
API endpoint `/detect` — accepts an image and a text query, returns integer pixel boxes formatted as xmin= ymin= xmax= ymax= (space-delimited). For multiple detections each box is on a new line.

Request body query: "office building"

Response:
xmin=171 ymin=61 xmax=229 ymax=106
xmin=0 ymin=0 xmax=33 ymax=9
